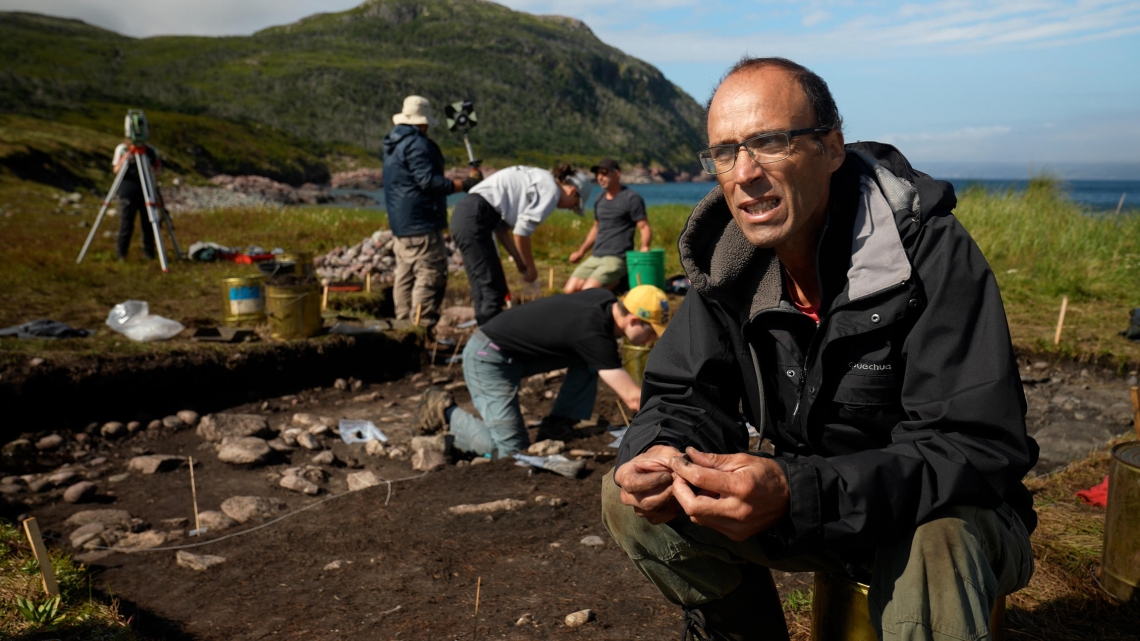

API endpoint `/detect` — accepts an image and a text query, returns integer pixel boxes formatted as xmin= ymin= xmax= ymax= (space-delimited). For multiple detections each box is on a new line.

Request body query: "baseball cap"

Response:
xmin=621 ymin=285 xmax=670 ymax=337
xmin=590 ymin=158 xmax=620 ymax=173
xmin=563 ymin=170 xmax=593 ymax=216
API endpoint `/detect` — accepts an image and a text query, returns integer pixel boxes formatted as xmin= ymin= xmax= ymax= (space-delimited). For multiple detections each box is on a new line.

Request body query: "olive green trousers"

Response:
xmin=601 ymin=471 xmax=1034 ymax=640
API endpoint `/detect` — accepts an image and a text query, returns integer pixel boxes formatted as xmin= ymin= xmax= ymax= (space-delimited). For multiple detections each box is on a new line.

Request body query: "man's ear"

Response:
xmin=824 ymin=129 xmax=846 ymax=172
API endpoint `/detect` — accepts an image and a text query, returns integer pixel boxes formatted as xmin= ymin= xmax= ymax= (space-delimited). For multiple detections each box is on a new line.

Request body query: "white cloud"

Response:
xmin=802 ymin=9 xmax=832 ymax=26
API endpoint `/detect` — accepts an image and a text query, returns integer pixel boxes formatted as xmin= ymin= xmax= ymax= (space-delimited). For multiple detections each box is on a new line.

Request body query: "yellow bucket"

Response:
xmin=221 ymin=276 xmax=266 ymax=327
xmin=622 ymin=342 xmax=652 ymax=386
xmin=810 ymin=573 xmax=1005 ymax=641
xmin=265 ymin=284 xmax=321 ymax=339
xmin=1101 ymin=442 xmax=1140 ymax=603
xmin=277 ymin=251 xmax=315 ymax=278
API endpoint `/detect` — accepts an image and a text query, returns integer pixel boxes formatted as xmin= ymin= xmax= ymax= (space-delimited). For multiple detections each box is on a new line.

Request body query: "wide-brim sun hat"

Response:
xmin=392 ymin=95 xmax=439 ymax=127
xmin=564 ymin=170 xmax=593 ymax=216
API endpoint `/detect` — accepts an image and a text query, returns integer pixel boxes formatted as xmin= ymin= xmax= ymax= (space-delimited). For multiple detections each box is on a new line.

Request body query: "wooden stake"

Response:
xmin=430 ymin=342 xmax=439 ymax=366
xmin=616 ymin=400 xmax=630 ymax=428
xmin=414 ymin=303 xmax=423 ymax=327
xmin=1053 ymin=296 xmax=1068 ymax=345
xmin=366 ymin=272 xmax=372 ymax=293
xmin=321 ymin=285 xmax=329 ymax=312
xmin=446 ymin=334 xmax=465 ymax=373
xmin=188 ymin=456 xmax=203 ymax=536
xmin=21 ymin=518 xmax=59 ymax=596
xmin=473 ymin=576 xmax=482 ymax=641
xmin=1131 ymin=386 xmax=1140 ymax=440
xmin=548 ymin=267 xmax=554 ymax=291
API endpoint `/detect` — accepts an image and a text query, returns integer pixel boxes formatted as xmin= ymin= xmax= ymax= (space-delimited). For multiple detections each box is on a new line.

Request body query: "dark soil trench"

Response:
xmin=2 ymin=340 xmax=1137 ymax=640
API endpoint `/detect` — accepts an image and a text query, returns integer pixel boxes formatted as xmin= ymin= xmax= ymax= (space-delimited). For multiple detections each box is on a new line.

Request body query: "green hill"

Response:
xmin=0 ymin=0 xmax=707 ymax=178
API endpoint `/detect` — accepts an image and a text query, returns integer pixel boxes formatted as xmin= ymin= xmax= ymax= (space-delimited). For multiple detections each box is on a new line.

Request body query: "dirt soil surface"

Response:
xmin=4 ymin=354 xmax=1137 ymax=640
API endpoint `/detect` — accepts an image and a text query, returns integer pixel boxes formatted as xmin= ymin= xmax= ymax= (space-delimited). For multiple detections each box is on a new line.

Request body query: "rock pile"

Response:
xmin=314 ymin=230 xmax=465 ymax=285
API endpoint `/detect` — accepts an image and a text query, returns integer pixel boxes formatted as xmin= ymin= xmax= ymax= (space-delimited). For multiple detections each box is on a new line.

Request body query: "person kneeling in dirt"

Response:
xmin=416 ymin=285 xmax=670 ymax=458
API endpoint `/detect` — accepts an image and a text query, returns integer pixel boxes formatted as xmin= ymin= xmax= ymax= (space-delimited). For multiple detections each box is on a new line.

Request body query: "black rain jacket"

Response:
xmin=616 ymin=142 xmax=1038 ymax=557
xmin=382 ymin=124 xmax=453 ymax=237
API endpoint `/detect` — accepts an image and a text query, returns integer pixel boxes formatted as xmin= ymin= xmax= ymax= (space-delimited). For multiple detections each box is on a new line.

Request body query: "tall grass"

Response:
xmin=956 ymin=177 xmax=1140 ymax=305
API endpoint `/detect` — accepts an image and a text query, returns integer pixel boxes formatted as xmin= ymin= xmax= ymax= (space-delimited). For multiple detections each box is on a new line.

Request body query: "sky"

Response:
xmin=3 ymin=0 xmax=1139 ymax=172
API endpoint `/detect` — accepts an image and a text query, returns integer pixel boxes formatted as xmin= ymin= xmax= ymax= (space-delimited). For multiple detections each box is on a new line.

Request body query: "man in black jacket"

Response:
xmin=603 ymin=58 xmax=1037 ymax=641
xmin=382 ymin=95 xmax=481 ymax=329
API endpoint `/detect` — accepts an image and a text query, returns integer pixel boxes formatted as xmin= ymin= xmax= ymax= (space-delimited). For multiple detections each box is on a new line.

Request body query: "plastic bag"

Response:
xmin=339 ymin=419 xmax=388 ymax=444
xmin=105 ymin=300 xmax=185 ymax=342
xmin=512 ymin=453 xmax=586 ymax=479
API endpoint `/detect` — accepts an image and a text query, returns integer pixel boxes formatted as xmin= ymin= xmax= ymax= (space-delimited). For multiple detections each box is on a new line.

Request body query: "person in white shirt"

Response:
xmin=451 ymin=164 xmax=591 ymax=325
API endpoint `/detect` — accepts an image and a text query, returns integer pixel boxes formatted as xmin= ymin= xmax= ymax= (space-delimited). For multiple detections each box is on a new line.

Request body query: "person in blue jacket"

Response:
xmin=382 ymin=95 xmax=482 ymax=330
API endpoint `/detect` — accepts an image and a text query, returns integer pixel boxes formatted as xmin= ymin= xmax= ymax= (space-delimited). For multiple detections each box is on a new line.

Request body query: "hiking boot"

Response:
xmin=535 ymin=415 xmax=577 ymax=442
xmin=417 ymin=386 xmax=454 ymax=435
xmin=679 ymin=565 xmax=789 ymax=641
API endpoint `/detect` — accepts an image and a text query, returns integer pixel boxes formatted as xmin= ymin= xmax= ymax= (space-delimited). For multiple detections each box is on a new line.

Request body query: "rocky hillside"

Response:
xmin=0 ymin=0 xmax=707 ymax=172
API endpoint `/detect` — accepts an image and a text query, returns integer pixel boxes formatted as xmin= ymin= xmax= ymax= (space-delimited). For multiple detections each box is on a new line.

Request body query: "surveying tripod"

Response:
xmin=76 ymin=145 xmax=184 ymax=272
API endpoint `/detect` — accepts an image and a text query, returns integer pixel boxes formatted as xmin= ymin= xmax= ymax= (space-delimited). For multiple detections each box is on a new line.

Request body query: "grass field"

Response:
xmin=1 ymin=174 xmax=1139 ymax=367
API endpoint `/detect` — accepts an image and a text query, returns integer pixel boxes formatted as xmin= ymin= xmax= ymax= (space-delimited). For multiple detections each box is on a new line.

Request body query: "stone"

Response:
xmin=162 ymin=415 xmax=186 ymax=429
xmin=0 ymin=484 xmax=22 ymax=495
xmin=296 ymin=432 xmax=322 ymax=451
xmin=387 ymin=446 xmax=408 ymax=459
xmin=176 ymin=550 xmax=226 ymax=571
xmin=323 ymin=560 xmax=345 ymax=570
xmin=64 ymin=481 xmax=97 ymax=503
xmin=365 ymin=440 xmax=387 ymax=457
xmin=319 ymin=416 xmax=338 ymax=428
xmin=197 ymin=413 xmax=272 ymax=442
xmin=3 ymin=438 xmax=32 ymax=455
xmin=147 ymin=419 xmax=162 ymax=430
xmin=347 ymin=470 xmax=382 ymax=491
xmin=267 ymin=438 xmax=293 ymax=452
xmin=101 ymin=422 xmax=125 ymax=438
xmin=161 ymin=517 xmax=190 ymax=528
xmin=470 ymin=457 xmax=491 ymax=466
xmin=48 ymin=470 xmax=79 ymax=486
xmin=311 ymin=451 xmax=336 ymax=466
xmin=353 ymin=392 xmax=381 ymax=402
xmin=280 ymin=474 xmax=320 ymax=495
xmin=292 ymin=413 xmax=321 ymax=427
xmin=447 ymin=498 xmax=527 ymax=515
xmin=69 ymin=523 xmax=105 ymax=547
xmin=196 ymin=510 xmax=237 ymax=531
xmin=564 ymin=609 xmax=595 ymax=628
xmin=221 ymin=496 xmax=286 ymax=523
xmin=334 ymin=378 xmax=349 ymax=391
xmin=1033 ymin=422 xmax=1115 ymax=473
xmin=35 ymin=434 xmax=64 ymax=451
xmin=128 ymin=454 xmax=184 ymax=474
xmin=412 ymin=449 xmax=447 ymax=472
xmin=87 ymin=457 xmax=107 ymax=466
xmin=281 ymin=428 xmax=302 ymax=446
xmin=527 ymin=439 xmax=565 ymax=456
xmin=308 ymin=423 xmax=330 ymax=436
xmin=177 ymin=410 xmax=200 ymax=427
xmin=580 ymin=535 xmax=605 ymax=547
xmin=107 ymin=473 xmax=130 ymax=483
xmin=443 ymin=381 xmax=467 ymax=392
xmin=29 ymin=356 xmax=45 ymax=366
xmin=543 ymin=390 xmax=555 ymax=399
xmin=535 ymin=495 xmax=567 ymax=507
xmin=115 ymin=530 xmax=166 ymax=551
xmin=351 ymin=379 xmax=364 ymax=392
xmin=28 ymin=477 xmax=53 ymax=493
xmin=516 ymin=613 xmax=535 ymax=627
xmin=217 ymin=437 xmax=272 ymax=465
xmin=65 ymin=509 xmax=133 ymax=528
xmin=74 ymin=433 xmax=90 ymax=444
xmin=411 ymin=434 xmax=453 ymax=454
xmin=126 ymin=421 xmax=142 ymax=434
xmin=431 ymin=376 xmax=451 ymax=385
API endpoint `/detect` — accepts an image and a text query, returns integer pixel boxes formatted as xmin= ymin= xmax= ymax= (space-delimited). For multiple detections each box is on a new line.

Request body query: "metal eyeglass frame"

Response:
xmin=698 ymin=127 xmax=833 ymax=175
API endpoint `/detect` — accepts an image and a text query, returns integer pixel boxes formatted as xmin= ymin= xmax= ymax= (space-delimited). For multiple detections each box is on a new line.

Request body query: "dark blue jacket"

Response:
xmin=382 ymin=124 xmax=453 ymax=237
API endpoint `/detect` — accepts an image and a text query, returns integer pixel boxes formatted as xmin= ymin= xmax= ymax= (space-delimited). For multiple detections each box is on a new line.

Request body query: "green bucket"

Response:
xmin=622 ymin=342 xmax=652 ymax=386
xmin=265 ymin=284 xmax=322 ymax=339
xmin=626 ymin=248 xmax=666 ymax=290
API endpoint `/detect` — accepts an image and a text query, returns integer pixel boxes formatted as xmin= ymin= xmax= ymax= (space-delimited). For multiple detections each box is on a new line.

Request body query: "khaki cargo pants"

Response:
xmin=601 ymin=472 xmax=1034 ymax=640
xmin=393 ymin=231 xmax=448 ymax=326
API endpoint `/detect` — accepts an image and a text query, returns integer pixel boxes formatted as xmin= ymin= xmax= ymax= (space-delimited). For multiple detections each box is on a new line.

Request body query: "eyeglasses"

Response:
xmin=697 ymin=127 xmax=832 ymax=175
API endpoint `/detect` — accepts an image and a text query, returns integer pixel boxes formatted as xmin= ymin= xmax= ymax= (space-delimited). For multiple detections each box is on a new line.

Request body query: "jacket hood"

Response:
xmin=382 ymin=124 xmax=421 ymax=154
xmin=678 ymin=142 xmax=956 ymax=319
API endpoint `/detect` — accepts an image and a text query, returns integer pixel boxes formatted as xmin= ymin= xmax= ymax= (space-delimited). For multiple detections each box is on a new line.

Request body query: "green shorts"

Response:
xmin=571 ymin=254 xmax=626 ymax=286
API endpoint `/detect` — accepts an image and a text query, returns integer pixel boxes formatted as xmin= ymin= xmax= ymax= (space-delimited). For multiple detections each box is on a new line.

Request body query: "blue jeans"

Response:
xmin=449 ymin=331 xmax=600 ymax=457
